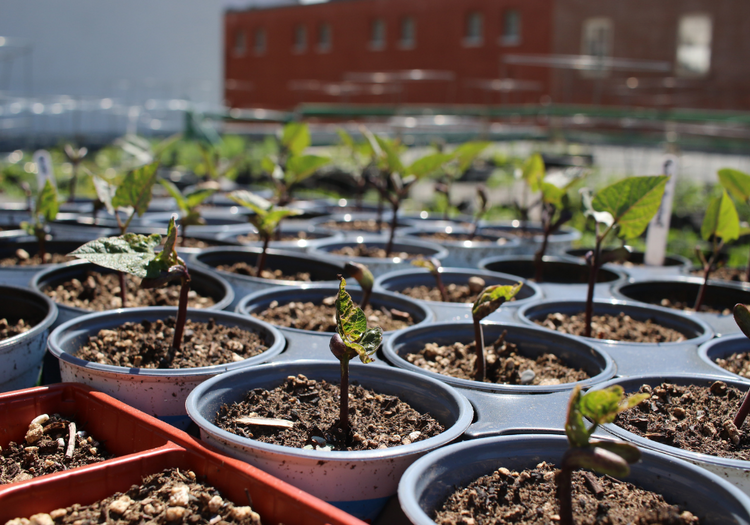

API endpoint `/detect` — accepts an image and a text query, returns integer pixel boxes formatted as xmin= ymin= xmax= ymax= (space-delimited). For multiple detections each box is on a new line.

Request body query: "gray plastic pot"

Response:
xmin=307 ymin=235 xmax=449 ymax=277
xmin=479 ymin=254 xmax=624 ymax=285
xmin=217 ymin=225 xmax=343 ymax=253
xmin=185 ymin=360 xmax=473 ymax=522
xmin=479 ymin=220 xmax=581 ymax=256
xmin=308 ymin=212 xmax=413 ymax=239
xmin=699 ymin=334 xmax=750 ymax=381
xmin=30 ymin=259 xmax=234 ymax=328
xmin=565 ymin=247 xmax=691 ymax=279
xmin=612 ymin=276 xmax=750 ymax=337
xmin=398 ymin=434 xmax=750 ymax=525
xmin=47 ymin=307 xmax=284 ymax=429
xmin=0 ymin=285 xmax=57 ymax=393
xmin=383 ymin=321 xmax=615 ymax=394
xmin=592 ymin=374 xmax=750 ymax=496
xmin=143 ymin=208 xmax=255 ymax=235
xmin=0 ymin=239 xmax=87 ymax=286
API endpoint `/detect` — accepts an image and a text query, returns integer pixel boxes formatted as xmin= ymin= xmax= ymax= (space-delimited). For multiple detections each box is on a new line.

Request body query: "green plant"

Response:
xmin=558 ymin=385 xmax=649 ymax=525
xmin=69 ymin=218 xmax=191 ymax=365
xmin=435 ymin=141 xmax=490 ymax=220
xmin=329 ymin=276 xmax=383 ymax=443
xmin=471 ymin=283 xmax=523 ymax=381
xmin=513 ymin=153 xmax=545 ymax=227
xmin=580 ymin=176 xmax=668 ymax=337
xmin=718 ymin=168 xmax=750 ymax=281
xmin=411 ymin=257 xmax=448 ymax=302
xmin=20 ymin=179 xmax=59 ymax=262
xmin=469 ymin=186 xmax=489 ymax=240
xmin=63 ymin=145 xmax=88 ymax=202
xmin=228 ymin=190 xmax=302 ymax=276
xmin=336 ymin=128 xmax=377 ymax=210
xmin=111 ymin=162 xmax=160 ymax=235
xmin=344 ymin=261 xmax=374 ymax=309
xmin=159 ymin=179 xmax=217 ymax=243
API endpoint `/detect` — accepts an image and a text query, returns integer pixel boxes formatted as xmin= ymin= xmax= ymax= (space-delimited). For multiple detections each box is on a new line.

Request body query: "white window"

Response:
xmin=400 ymin=17 xmax=415 ymax=49
xmin=464 ymin=11 xmax=483 ymax=47
xmin=500 ymin=9 xmax=521 ymax=46
xmin=370 ymin=18 xmax=386 ymax=50
xmin=234 ymin=30 xmax=246 ymax=56
xmin=254 ymin=28 xmax=266 ymax=55
xmin=294 ymin=25 xmax=307 ymax=53
xmin=318 ymin=23 xmax=331 ymax=52
xmin=676 ymin=14 xmax=712 ymax=77
xmin=581 ymin=17 xmax=613 ymax=77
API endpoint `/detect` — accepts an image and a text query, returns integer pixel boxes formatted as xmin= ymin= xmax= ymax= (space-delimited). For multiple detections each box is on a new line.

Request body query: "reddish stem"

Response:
xmin=339 ymin=359 xmax=350 ymax=438
xmin=433 ymin=271 xmax=448 ymax=302
xmin=746 ymin=244 xmax=750 ymax=283
xmin=385 ymin=202 xmax=399 ymax=258
xmin=693 ymin=263 xmax=712 ymax=312
xmin=360 ymin=287 xmax=372 ymax=310
xmin=473 ymin=316 xmax=486 ymax=381
xmin=556 ymin=464 xmax=574 ymax=525
xmin=584 ymin=237 xmax=602 ymax=338
xmin=171 ymin=269 xmax=191 ymax=354
xmin=257 ymin=236 xmax=270 ymax=277
xmin=118 ymin=271 xmax=127 ymax=308
xmin=38 ymin=232 xmax=46 ymax=264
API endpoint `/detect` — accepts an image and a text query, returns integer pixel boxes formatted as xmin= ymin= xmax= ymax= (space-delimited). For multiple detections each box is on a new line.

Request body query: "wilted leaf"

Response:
xmin=112 ymin=162 xmax=159 ymax=216
xmin=591 ymin=175 xmax=668 ymax=239
xmin=334 ymin=277 xmax=383 ymax=363
xmin=472 ymin=283 xmax=523 ymax=320
xmin=92 ymin=175 xmax=116 ymax=215
xmin=701 ymin=190 xmax=740 ymax=243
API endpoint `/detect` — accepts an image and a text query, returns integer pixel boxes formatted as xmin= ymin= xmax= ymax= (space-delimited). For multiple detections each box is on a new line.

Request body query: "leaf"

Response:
xmin=334 ymin=277 xmax=382 ymax=363
xmin=701 ymin=190 xmax=740 ymax=243
xmin=541 ymin=181 xmax=566 ymax=207
xmin=411 ymin=257 xmax=440 ymax=274
xmin=718 ymin=168 xmax=750 ymax=202
xmin=581 ymin=189 xmax=614 ymax=227
xmin=591 ymin=175 xmax=668 ymax=239
xmin=229 ymin=190 xmax=272 ymax=215
xmin=185 ymin=187 xmax=217 ymax=209
xmin=472 ymin=283 xmax=523 ymax=320
xmin=734 ymin=304 xmax=750 ymax=339
xmin=159 ymin=179 xmax=187 ymax=211
xmin=452 ymin=141 xmax=490 ymax=173
xmin=152 ymin=217 xmax=179 ymax=271
xmin=36 ymin=179 xmax=59 ymax=223
xmin=92 ymin=174 xmax=115 ymax=215
xmin=374 ymin=135 xmax=405 ymax=175
xmin=285 ymin=154 xmax=330 ymax=183
xmin=589 ymin=440 xmax=641 ymax=464
xmin=336 ymin=128 xmax=355 ymax=149
xmin=261 ymin=156 xmax=277 ymax=175
xmin=69 ymin=233 xmax=161 ymax=278
xmin=406 ymin=152 xmax=453 ymax=179
xmin=522 ymin=154 xmax=545 ymax=193
xmin=565 ymin=386 xmax=591 ymax=448
xmin=112 ymin=162 xmax=159 ymax=216
xmin=281 ymin=122 xmax=311 ymax=155
xmin=579 ymin=386 xmax=650 ymax=425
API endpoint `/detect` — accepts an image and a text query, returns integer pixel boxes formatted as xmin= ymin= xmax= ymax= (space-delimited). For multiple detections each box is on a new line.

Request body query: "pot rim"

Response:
xmin=698 ymin=334 xmax=750 ymax=381
xmin=477 ymin=254 xmax=629 ymax=284
xmin=399 ymin=226 xmax=521 ymax=249
xmin=307 ymin=235 xmax=450 ymax=263
xmin=613 ymin=274 xmax=750 ymax=297
xmin=0 ymin=284 xmax=58 ymax=350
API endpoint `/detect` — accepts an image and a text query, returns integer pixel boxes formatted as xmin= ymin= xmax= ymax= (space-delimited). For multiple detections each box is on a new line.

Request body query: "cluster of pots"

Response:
xmin=4 ymin=201 xmax=750 ymax=524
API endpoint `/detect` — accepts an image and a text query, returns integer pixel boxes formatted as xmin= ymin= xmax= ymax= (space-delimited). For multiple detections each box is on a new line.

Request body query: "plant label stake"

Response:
xmin=33 ymin=150 xmax=56 ymax=190
xmin=644 ymin=155 xmax=678 ymax=266
xmin=471 ymin=283 xmax=522 ymax=381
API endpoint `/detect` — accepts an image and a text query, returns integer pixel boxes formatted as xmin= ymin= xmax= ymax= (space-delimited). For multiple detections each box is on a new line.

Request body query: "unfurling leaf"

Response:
xmin=579 ymin=385 xmax=650 ymax=425
xmin=412 ymin=257 xmax=441 ymax=275
xmin=229 ymin=190 xmax=302 ymax=237
xmin=718 ymin=168 xmax=750 ymax=203
xmin=112 ymin=162 xmax=159 ymax=216
xmin=471 ymin=283 xmax=523 ymax=321
xmin=581 ymin=188 xmax=614 ymax=227
xmin=591 ymin=175 xmax=668 ymax=239
xmin=36 ymin=179 xmax=59 ymax=223
xmin=701 ymin=190 xmax=740 ymax=243
xmin=734 ymin=304 xmax=750 ymax=340
xmin=521 ymin=154 xmax=545 ymax=193
xmin=334 ymin=277 xmax=383 ymax=363
xmin=92 ymin=174 xmax=116 ymax=215
xmin=69 ymin=233 xmax=161 ymax=278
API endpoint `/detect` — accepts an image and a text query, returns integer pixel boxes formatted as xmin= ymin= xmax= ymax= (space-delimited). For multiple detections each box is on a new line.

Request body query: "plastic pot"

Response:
xmin=308 ymin=212 xmax=413 ymax=239
xmin=398 ymin=434 xmax=750 ymax=525
xmin=593 ymin=374 xmax=750 ymax=496
xmin=612 ymin=276 xmax=750 ymax=336
xmin=185 ymin=360 xmax=473 ymax=522
xmin=479 ymin=220 xmax=581 ymax=256
xmin=565 ymin=247 xmax=691 ymax=279
xmin=47 ymin=307 xmax=284 ymax=429
xmin=307 ymin=235 xmax=449 ymax=277
xmin=217 ymin=225 xmax=344 ymax=253
xmin=479 ymin=254 xmax=624 ymax=285
xmin=0 ymin=285 xmax=57 ymax=393
xmin=383 ymin=321 xmax=614 ymax=394
xmin=30 ymin=259 xmax=234 ymax=329
xmin=699 ymin=334 xmax=750 ymax=381
xmin=143 ymin=208 xmax=258 ymax=235
xmin=0 ymin=239 xmax=87 ymax=287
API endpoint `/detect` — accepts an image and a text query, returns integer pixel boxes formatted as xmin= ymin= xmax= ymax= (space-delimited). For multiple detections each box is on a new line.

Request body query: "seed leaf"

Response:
xmin=734 ymin=304 xmax=750 ymax=339
xmin=591 ymin=175 xmax=668 ymax=239
xmin=718 ymin=168 xmax=750 ymax=202
xmin=344 ymin=262 xmax=374 ymax=291
xmin=472 ymin=283 xmax=523 ymax=320
xmin=563 ymin=447 xmax=631 ymax=478
xmin=112 ymin=162 xmax=159 ymax=216
xmin=69 ymin=232 xmax=161 ymax=278
xmin=412 ymin=257 xmax=440 ymax=274
xmin=335 ymin=277 xmax=382 ymax=363
xmin=36 ymin=179 xmax=59 ymax=223
xmin=701 ymin=190 xmax=740 ymax=243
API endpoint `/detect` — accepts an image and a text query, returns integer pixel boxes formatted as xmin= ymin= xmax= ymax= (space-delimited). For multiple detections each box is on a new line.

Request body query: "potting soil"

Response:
xmin=0 ymin=250 xmax=72 ymax=267
xmin=535 ymin=312 xmax=686 ymax=343
xmin=0 ymin=318 xmax=33 ymax=340
xmin=216 ymin=262 xmax=311 ymax=282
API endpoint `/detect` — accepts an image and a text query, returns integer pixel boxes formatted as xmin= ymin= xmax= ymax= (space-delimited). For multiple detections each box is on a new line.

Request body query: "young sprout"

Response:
xmin=337 ymin=127 xmax=378 ymax=211
xmin=228 ymin=190 xmax=302 ymax=276
xmin=21 ymin=179 xmax=59 ymax=262
xmin=469 ymin=185 xmax=489 ymax=240
xmin=329 ymin=277 xmax=383 ymax=442
xmin=513 ymin=153 xmax=545 ymax=230
xmin=63 ymin=145 xmax=88 ymax=203
xmin=344 ymin=261 xmax=374 ymax=309
xmin=580 ymin=176 xmax=668 ymax=337
xmin=471 ymin=283 xmax=523 ymax=381
xmin=111 ymin=161 xmax=160 ymax=235
xmin=411 ymin=257 xmax=448 ymax=302
xmin=731 ymin=304 xmax=750 ymax=427
xmin=558 ymin=385 xmax=650 ymax=525
xmin=437 ymin=141 xmax=490 ymax=220
xmin=718 ymin=168 xmax=750 ymax=282
xmin=69 ymin=218 xmax=191 ymax=365
xmin=694 ymin=190 xmax=739 ymax=311
xmin=159 ymin=179 xmax=217 ymax=243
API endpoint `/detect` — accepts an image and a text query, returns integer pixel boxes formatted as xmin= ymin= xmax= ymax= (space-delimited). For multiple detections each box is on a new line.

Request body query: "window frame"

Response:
xmin=499 ymin=9 xmax=521 ymax=47
xmin=399 ymin=16 xmax=416 ymax=49
xmin=675 ymin=13 xmax=712 ymax=78
xmin=369 ymin=18 xmax=386 ymax=51
xmin=463 ymin=11 xmax=484 ymax=47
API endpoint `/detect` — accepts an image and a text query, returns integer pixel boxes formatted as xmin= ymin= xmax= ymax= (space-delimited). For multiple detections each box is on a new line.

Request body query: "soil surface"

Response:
xmin=237 ymin=231 xmax=312 ymax=243
xmin=216 ymin=261 xmax=312 ymax=282
xmin=616 ymin=381 xmax=750 ymax=461
xmin=75 ymin=317 xmax=269 ymax=369
xmin=0 ymin=318 xmax=33 ymax=340
xmin=715 ymin=353 xmax=750 ymax=379
xmin=0 ymin=249 xmax=73 ymax=267
xmin=254 ymin=296 xmax=413 ymax=332
xmin=175 ymin=237 xmax=221 ymax=249
xmin=399 ymin=283 xmax=480 ymax=303
xmin=415 ymin=232 xmax=507 ymax=244
xmin=43 ymin=271 xmax=216 ymax=311
xmin=535 ymin=312 xmax=687 ymax=343
xmin=4 ymin=468 xmax=262 ymax=525
xmin=317 ymin=219 xmax=390 ymax=233
xmin=483 ymin=228 xmax=540 ymax=239
xmin=215 ymin=374 xmax=445 ymax=451
xmin=405 ymin=332 xmax=589 ymax=386
xmin=691 ymin=267 xmax=747 ymax=283
xmin=435 ymin=462 xmax=697 ymax=525
xmin=330 ymin=244 xmax=418 ymax=260
xmin=657 ymin=298 xmax=729 ymax=315
xmin=0 ymin=413 xmax=113 ymax=485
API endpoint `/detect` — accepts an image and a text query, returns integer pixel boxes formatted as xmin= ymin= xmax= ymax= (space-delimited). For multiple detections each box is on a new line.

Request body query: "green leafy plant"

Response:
xmin=344 ymin=261 xmax=374 ymax=309
xmin=469 ymin=185 xmax=489 ymax=240
xmin=228 ymin=190 xmax=302 ymax=277
xmin=159 ymin=179 xmax=217 ymax=243
xmin=471 ymin=283 xmax=523 ymax=381
xmin=435 ymin=141 xmax=490 ymax=220
xmin=111 ymin=161 xmax=160 ymax=235
xmin=694 ymin=189 xmax=739 ymax=311
xmin=21 ymin=179 xmax=59 ymax=262
xmin=513 ymin=153 xmax=545 ymax=229
xmin=69 ymin=218 xmax=192 ymax=365
xmin=63 ymin=145 xmax=88 ymax=203
xmin=558 ymin=385 xmax=650 ymax=525
xmin=718 ymin=168 xmax=750 ymax=281
xmin=329 ymin=276 xmax=383 ymax=442
xmin=411 ymin=257 xmax=448 ymax=302
xmin=730 ymin=304 xmax=750 ymax=428
xmin=336 ymin=128 xmax=377 ymax=211
xmin=580 ymin=175 xmax=668 ymax=337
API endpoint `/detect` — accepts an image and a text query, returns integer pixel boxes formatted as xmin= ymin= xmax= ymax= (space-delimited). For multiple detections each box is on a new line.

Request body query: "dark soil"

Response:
xmin=616 ymin=381 xmax=750 ymax=461
xmin=658 ymin=298 xmax=729 ymax=315
xmin=5 ymin=468 xmax=262 ymax=525
xmin=691 ymin=267 xmax=747 ymax=283
xmin=0 ymin=318 xmax=33 ymax=340
xmin=714 ymin=352 xmax=750 ymax=379
xmin=535 ymin=312 xmax=687 ymax=343
xmin=237 ymin=231 xmax=312 ymax=243
xmin=75 ymin=317 xmax=269 ymax=369
xmin=254 ymin=296 xmax=413 ymax=332
xmin=0 ymin=413 xmax=113 ymax=485
xmin=176 ymin=237 xmax=221 ymax=249
xmin=330 ymin=245 xmax=418 ymax=260
xmin=405 ymin=332 xmax=589 ymax=386
xmin=0 ymin=249 xmax=73 ymax=267
xmin=435 ymin=462 xmax=698 ymax=525
xmin=216 ymin=262 xmax=311 ymax=282
xmin=215 ymin=374 xmax=445 ymax=451
xmin=317 ymin=219 xmax=389 ymax=233
xmin=400 ymin=283 xmax=479 ymax=303
xmin=43 ymin=271 xmax=216 ymax=311
xmin=416 ymin=232 xmax=508 ymax=243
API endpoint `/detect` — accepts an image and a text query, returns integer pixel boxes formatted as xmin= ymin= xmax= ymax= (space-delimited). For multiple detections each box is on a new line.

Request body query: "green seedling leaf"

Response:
xmin=344 ymin=261 xmax=374 ymax=291
xmin=579 ymin=386 xmax=650 ymax=425
xmin=261 ymin=156 xmax=278 ymax=175
xmin=581 ymin=188 xmax=614 ymax=227
xmin=565 ymin=386 xmax=591 ymax=448
xmin=591 ymin=175 xmax=668 ymax=239
xmin=112 ymin=161 xmax=159 ymax=216
xmin=152 ymin=217 xmax=180 ymax=271
xmin=522 ymin=153 xmax=545 ymax=193
xmin=562 ymin=447 xmax=631 ymax=478
xmin=452 ymin=141 xmax=490 ymax=173
xmin=472 ymin=283 xmax=523 ymax=320
xmin=185 ymin=187 xmax=217 ymax=209
xmin=69 ymin=233 xmax=162 ymax=278
xmin=229 ymin=190 xmax=302 ymax=237
xmin=337 ymin=128 xmax=356 ymax=149
xmin=159 ymin=179 xmax=188 ymax=210
xmin=406 ymin=152 xmax=453 ymax=179
xmin=285 ymin=154 xmax=330 ymax=183
xmin=334 ymin=277 xmax=383 ymax=363
xmin=719 ymin=168 xmax=750 ymax=202
xmin=541 ymin=181 xmax=566 ymax=207
xmin=701 ymin=190 xmax=740 ymax=243
xmin=36 ymin=179 xmax=59 ymax=223
xmin=374 ymin=135 xmax=405 ymax=175
xmin=734 ymin=304 xmax=750 ymax=339
xmin=281 ymin=122 xmax=311 ymax=155
xmin=412 ymin=257 xmax=440 ymax=274
xmin=228 ymin=189 xmax=271 ymax=215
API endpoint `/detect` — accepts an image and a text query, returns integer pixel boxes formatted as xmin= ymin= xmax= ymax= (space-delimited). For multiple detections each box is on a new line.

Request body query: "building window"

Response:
xmin=317 ymin=23 xmax=331 ymax=52
xmin=254 ymin=28 xmax=266 ymax=55
xmin=370 ymin=18 xmax=386 ymax=50
xmin=294 ymin=24 xmax=307 ymax=53
xmin=500 ymin=9 xmax=521 ymax=46
xmin=676 ymin=14 xmax=712 ymax=77
xmin=581 ymin=17 xmax=613 ymax=77
xmin=464 ymin=11 xmax=483 ymax=47
xmin=399 ymin=16 xmax=415 ymax=49
xmin=234 ymin=30 xmax=246 ymax=56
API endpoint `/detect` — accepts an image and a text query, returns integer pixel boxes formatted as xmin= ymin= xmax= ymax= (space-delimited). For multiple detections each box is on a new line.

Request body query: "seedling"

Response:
xmin=329 ymin=277 xmax=383 ymax=442
xmin=513 ymin=153 xmax=545 ymax=229
xmin=471 ymin=283 xmax=523 ymax=381
xmin=581 ymin=176 xmax=668 ymax=337
xmin=159 ymin=179 xmax=217 ymax=243
xmin=694 ymin=189 xmax=739 ymax=311
xmin=21 ymin=179 xmax=59 ymax=262
xmin=469 ymin=185 xmax=489 ymax=240
xmin=228 ymin=190 xmax=302 ymax=276
xmin=731 ymin=304 xmax=750 ymax=427
xmin=411 ymin=257 xmax=448 ymax=302
xmin=436 ymin=141 xmax=490 ymax=220
xmin=337 ymin=127 xmax=378 ymax=211
xmin=717 ymin=168 xmax=750 ymax=280
xmin=558 ymin=385 xmax=649 ymax=525
xmin=63 ymin=145 xmax=87 ymax=203
xmin=69 ymin=218 xmax=192 ymax=365
xmin=111 ymin=161 xmax=160 ymax=235
xmin=344 ymin=261 xmax=374 ymax=309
